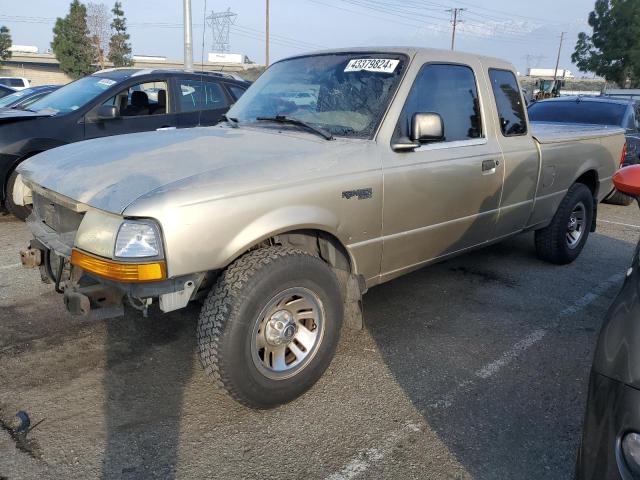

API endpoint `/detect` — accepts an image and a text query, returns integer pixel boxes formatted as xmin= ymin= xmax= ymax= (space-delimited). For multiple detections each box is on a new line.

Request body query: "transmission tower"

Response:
xmin=206 ymin=8 xmax=238 ymax=53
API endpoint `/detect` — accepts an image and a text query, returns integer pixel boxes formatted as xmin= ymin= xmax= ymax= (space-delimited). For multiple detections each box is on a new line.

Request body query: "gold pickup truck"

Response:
xmin=15 ymin=48 xmax=625 ymax=408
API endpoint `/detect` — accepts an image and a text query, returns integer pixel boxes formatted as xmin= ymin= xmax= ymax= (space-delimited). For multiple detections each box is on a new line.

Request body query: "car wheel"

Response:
xmin=5 ymin=170 xmax=32 ymax=221
xmin=535 ymin=183 xmax=594 ymax=265
xmin=603 ymin=189 xmax=634 ymax=206
xmin=197 ymin=246 xmax=343 ymax=409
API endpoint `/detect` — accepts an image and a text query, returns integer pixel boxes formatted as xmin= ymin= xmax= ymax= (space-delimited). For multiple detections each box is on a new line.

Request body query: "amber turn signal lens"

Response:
xmin=71 ymin=249 xmax=166 ymax=282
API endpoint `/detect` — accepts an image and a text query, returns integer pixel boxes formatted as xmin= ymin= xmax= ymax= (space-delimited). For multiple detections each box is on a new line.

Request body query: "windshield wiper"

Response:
xmin=255 ymin=115 xmax=333 ymax=140
xmin=222 ymin=114 xmax=239 ymax=128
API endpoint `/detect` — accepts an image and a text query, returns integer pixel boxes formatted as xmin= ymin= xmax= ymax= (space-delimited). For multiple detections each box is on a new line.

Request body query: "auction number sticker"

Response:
xmin=344 ymin=58 xmax=399 ymax=73
xmin=97 ymin=78 xmax=117 ymax=88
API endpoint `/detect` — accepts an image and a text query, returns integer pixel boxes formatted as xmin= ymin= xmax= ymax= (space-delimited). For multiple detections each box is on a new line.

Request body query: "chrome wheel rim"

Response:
xmin=251 ymin=287 xmax=325 ymax=380
xmin=566 ymin=202 xmax=586 ymax=249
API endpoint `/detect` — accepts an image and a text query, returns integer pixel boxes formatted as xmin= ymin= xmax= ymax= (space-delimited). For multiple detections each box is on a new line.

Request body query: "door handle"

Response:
xmin=156 ymin=126 xmax=176 ymax=131
xmin=482 ymin=159 xmax=499 ymax=173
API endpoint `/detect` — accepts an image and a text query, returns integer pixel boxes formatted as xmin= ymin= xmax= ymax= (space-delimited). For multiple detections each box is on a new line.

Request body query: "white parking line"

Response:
xmin=0 ymin=263 xmax=21 ymax=271
xmin=325 ymin=422 xmax=421 ymax=480
xmin=327 ymin=274 xmax=625 ymax=479
xmin=598 ymin=219 xmax=640 ymax=229
xmin=429 ymin=272 xmax=624 ymax=409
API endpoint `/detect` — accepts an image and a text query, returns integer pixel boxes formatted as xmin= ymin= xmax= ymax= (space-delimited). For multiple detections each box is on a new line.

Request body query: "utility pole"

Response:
xmin=553 ymin=32 xmax=566 ymax=82
xmin=266 ymin=0 xmax=270 ymax=66
xmin=183 ymin=0 xmax=193 ymax=70
xmin=447 ymin=8 xmax=465 ymax=51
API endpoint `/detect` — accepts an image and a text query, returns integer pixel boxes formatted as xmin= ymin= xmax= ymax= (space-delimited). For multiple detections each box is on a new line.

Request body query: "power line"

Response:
xmin=447 ymin=7 xmax=465 ymax=50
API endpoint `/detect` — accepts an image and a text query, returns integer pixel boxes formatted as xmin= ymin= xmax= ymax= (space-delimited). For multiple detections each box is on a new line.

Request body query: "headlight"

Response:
xmin=114 ymin=221 xmax=162 ymax=258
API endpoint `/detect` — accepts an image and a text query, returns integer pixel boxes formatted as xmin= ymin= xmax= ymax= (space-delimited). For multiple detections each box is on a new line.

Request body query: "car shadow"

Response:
xmin=101 ymin=304 xmax=198 ymax=480
xmin=364 ymin=227 xmax=633 ymax=479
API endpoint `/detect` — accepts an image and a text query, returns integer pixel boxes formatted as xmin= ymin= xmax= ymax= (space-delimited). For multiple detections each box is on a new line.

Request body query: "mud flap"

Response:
xmin=591 ymin=200 xmax=597 ymax=232
xmin=334 ymin=269 xmax=365 ymax=330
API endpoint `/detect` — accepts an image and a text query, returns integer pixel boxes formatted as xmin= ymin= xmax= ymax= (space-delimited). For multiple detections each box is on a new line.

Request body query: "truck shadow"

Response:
xmin=365 ymin=229 xmax=634 ymax=479
xmin=101 ymin=305 xmax=197 ymax=480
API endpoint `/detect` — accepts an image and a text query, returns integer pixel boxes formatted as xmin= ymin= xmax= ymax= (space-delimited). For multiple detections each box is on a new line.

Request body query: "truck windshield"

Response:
xmin=227 ymin=53 xmax=407 ymax=138
xmin=27 ymin=76 xmax=116 ymax=115
xmin=528 ymin=100 xmax=627 ymax=127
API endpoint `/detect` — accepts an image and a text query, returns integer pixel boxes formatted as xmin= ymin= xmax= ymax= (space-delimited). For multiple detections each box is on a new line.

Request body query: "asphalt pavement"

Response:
xmin=1 ymin=203 xmax=639 ymax=479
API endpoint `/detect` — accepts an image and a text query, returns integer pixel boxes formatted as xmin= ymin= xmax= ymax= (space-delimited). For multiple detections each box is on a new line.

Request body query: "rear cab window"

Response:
xmin=395 ymin=63 xmax=483 ymax=143
xmin=488 ymin=69 xmax=527 ymax=136
xmin=0 ymin=78 xmax=26 ymax=88
xmin=527 ymin=100 xmax=628 ymax=127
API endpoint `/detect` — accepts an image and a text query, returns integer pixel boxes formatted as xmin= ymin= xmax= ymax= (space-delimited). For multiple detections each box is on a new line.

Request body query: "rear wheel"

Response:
xmin=5 ymin=170 xmax=32 ymax=221
xmin=535 ymin=183 xmax=594 ymax=264
xmin=197 ymin=246 xmax=343 ymax=409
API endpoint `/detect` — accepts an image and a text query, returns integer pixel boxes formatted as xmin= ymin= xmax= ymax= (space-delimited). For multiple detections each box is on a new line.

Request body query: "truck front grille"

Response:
xmin=30 ymin=192 xmax=85 ymax=253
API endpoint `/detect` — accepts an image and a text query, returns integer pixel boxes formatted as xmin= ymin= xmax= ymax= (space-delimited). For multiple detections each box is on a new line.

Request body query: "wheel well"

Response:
xmin=575 ymin=170 xmax=598 ymax=197
xmin=270 ymin=230 xmax=352 ymax=272
xmin=3 ymin=151 xmax=42 ymax=200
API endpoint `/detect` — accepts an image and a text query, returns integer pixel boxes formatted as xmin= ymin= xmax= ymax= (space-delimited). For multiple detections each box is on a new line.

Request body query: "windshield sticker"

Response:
xmin=344 ymin=58 xmax=399 ymax=73
xmin=97 ymin=78 xmax=116 ymax=88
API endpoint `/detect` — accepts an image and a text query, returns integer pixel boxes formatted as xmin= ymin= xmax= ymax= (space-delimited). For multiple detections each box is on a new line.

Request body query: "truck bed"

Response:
xmin=531 ymin=122 xmax=625 ymax=144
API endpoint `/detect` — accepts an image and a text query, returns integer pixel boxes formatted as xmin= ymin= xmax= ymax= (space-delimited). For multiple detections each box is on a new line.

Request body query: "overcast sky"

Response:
xmin=1 ymin=0 xmax=595 ymax=75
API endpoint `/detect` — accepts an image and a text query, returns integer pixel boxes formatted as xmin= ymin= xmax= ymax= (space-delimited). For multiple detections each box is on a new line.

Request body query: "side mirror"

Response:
xmin=613 ymin=164 xmax=640 ymax=197
xmin=410 ymin=112 xmax=444 ymax=143
xmin=97 ymin=105 xmax=119 ymax=120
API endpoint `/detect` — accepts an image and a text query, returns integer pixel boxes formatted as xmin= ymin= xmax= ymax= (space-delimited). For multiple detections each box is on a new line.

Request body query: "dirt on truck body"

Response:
xmin=14 ymin=47 xmax=624 ymax=408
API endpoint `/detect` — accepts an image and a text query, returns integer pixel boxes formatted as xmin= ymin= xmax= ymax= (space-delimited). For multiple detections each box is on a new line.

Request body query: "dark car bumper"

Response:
xmin=577 ymin=371 xmax=640 ymax=479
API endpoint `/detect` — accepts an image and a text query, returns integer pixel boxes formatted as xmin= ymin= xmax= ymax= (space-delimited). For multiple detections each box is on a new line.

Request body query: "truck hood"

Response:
xmin=18 ymin=125 xmax=364 ymax=214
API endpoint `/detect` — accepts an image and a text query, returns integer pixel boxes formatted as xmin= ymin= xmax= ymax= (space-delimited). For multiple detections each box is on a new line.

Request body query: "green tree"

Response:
xmin=0 ymin=26 xmax=12 ymax=65
xmin=572 ymin=0 xmax=640 ymax=87
xmin=108 ymin=1 xmax=133 ymax=67
xmin=51 ymin=0 xmax=96 ymax=78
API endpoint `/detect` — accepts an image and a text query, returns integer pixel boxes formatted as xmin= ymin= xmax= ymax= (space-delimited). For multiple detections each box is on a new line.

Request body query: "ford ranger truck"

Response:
xmin=15 ymin=48 xmax=625 ymax=408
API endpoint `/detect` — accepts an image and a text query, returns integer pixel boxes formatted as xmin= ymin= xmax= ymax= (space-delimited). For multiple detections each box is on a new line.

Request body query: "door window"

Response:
xmin=103 ymin=81 xmax=169 ymax=117
xmin=226 ymin=84 xmax=247 ymax=101
xmin=396 ymin=63 xmax=483 ymax=143
xmin=488 ymin=69 xmax=527 ymax=136
xmin=178 ymin=79 xmax=228 ymax=112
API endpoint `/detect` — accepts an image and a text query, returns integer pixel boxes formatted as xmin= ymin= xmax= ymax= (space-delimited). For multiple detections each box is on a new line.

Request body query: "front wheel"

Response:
xmin=197 ymin=246 xmax=343 ymax=409
xmin=535 ymin=183 xmax=594 ymax=265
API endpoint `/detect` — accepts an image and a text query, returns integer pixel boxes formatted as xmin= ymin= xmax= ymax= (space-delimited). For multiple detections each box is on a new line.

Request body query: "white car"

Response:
xmin=0 ymin=77 xmax=30 ymax=91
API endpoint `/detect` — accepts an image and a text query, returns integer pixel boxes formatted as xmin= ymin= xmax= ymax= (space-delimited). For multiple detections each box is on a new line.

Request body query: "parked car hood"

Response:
xmin=0 ymin=109 xmax=53 ymax=124
xmin=18 ymin=125 xmax=371 ymax=215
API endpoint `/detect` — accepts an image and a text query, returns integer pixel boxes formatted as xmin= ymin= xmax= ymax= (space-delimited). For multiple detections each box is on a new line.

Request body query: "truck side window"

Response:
xmin=488 ymin=69 xmax=527 ymax=136
xmin=397 ymin=63 xmax=482 ymax=143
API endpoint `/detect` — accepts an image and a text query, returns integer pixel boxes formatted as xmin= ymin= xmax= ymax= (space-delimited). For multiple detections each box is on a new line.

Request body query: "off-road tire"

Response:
xmin=603 ymin=189 xmax=634 ymax=206
xmin=197 ymin=246 xmax=343 ymax=409
xmin=5 ymin=170 xmax=32 ymax=221
xmin=535 ymin=183 xmax=594 ymax=265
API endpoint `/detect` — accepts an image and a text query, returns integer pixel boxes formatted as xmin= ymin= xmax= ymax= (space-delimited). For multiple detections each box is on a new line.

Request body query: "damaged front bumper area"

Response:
xmin=21 ymin=236 xmax=204 ymax=319
xmin=19 ymin=189 xmax=205 ymax=319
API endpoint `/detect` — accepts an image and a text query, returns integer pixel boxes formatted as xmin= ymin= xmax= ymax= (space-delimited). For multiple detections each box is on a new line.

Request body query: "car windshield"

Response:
xmin=28 ymin=76 xmax=117 ymax=115
xmin=528 ymin=100 xmax=628 ymax=126
xmin=0 ymin=88 xmax=36 ymax=108
xmin=227 ymin=53 xmax=407 ymax=138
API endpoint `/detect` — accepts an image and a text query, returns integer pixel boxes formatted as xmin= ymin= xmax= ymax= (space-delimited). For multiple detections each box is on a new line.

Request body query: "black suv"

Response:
xmin=528 ymin=96 xmax=640 ymax=205
xmin=0 ymin=68 xmax=250 ymax=219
